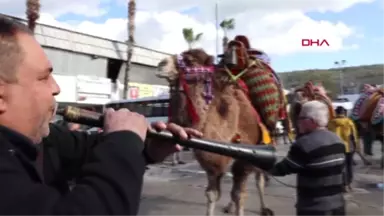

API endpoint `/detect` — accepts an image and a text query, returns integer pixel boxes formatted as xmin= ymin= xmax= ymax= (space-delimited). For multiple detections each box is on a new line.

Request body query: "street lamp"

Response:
xmin=334 ymin=60 xmax=346 ymax=95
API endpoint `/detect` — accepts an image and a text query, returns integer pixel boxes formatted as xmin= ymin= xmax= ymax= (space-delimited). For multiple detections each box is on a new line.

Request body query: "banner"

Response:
xmin=129 ymin=82 xmax=154 ymax=99
xmin=153 ymin=85 xmax=169 ymax=97
xmin=76 ymin=75 xmax=112 ymax=104
xmin=129 ymin=86 xmax=139 ymax=99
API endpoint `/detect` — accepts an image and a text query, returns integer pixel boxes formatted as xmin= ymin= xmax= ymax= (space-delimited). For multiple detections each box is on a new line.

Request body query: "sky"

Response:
xmin=1 ymin=0 xmax=383 ymax=72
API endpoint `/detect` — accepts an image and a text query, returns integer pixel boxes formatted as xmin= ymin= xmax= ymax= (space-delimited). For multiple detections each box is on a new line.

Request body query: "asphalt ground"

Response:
xmin=139 ymin=139 xmax=383 ymax=215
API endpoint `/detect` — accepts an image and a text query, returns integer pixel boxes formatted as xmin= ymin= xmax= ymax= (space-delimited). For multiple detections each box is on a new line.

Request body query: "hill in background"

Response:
xmin=277 ymin=64 xmax=383 ymax=98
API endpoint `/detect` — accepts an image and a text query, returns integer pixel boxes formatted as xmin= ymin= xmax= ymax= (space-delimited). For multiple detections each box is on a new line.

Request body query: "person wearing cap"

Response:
xmin=328 ymin=106 xmax=360 ymax=192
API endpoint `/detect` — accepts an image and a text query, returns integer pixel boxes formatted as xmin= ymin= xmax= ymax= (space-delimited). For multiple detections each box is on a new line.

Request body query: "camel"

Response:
xmin=350 ymin=84 xmax=384 ymax=167
xmin=156 ymin=48 xmax=275 ymax=216
xmin=288 ymin=81 xmax=335 ymax=136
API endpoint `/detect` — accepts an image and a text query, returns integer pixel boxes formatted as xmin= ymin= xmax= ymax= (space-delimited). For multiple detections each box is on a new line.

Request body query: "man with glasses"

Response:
xmin=269 ymin=100 xmax=346 ymax=216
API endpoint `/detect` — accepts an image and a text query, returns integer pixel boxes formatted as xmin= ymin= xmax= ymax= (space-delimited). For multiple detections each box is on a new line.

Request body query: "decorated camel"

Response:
xmin=350 ymin=84 xmax=384 ymax=167
xmin=217 ymin=35 xmax=291 ymax=144
xmin=289 ymin=81 xmax=335 ymax=137
xmin=155 ymin=35 xmax=288 ymax=216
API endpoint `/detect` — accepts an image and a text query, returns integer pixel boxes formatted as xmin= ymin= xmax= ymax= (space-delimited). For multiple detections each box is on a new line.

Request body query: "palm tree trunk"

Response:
xmin=26 ymin=0 xmax=40 ymax=33
xmin=222 ymin=36 xmax=228 ymax=52
xmin=123 ymin=0 xmax=136 ymax=99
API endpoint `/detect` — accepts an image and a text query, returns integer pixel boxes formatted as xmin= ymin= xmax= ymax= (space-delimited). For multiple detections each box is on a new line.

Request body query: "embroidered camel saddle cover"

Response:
xmin=351 ymin=84 xmax=384 ymax=125
xmin=296 ymin=81 xmax=336 ymax=120
xmin=225 ymin=35 xmax=286 ymax=130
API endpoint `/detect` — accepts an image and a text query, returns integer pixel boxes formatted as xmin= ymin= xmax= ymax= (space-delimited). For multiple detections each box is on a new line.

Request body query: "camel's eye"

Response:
xmin=185 ymin=55 xmax=196 ymax=65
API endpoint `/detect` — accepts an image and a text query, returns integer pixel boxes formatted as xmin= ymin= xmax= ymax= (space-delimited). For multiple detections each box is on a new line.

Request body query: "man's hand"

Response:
xmin=103 ymin=108 xmax=148 ymax=142
xmin=144 ymin=122 xmax=203 ymax=163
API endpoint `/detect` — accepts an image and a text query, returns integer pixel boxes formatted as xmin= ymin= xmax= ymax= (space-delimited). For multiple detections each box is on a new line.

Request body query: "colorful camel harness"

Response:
xmin=351 ymin=86 xmax=384 ymax=125
xmin=175 ymin=54 xmax=272 ymax=145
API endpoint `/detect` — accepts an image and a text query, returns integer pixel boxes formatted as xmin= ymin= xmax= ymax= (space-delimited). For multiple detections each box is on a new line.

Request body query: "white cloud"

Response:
xmin=119 ymin=0 xmax=375 ymax=15
xmin=1 ymin=0 xmax=374 ymax=56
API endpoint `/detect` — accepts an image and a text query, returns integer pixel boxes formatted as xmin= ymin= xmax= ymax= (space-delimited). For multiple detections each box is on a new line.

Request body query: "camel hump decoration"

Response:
xmin=288 ymin=81 xmax=334 ymax=138
xmin=351 ymin=84 xmax=384 ymax=125
xmin=296 ymin=81 xmax=335 ymax=120
xmin=221 ymin=35 xmax=287 ymax=132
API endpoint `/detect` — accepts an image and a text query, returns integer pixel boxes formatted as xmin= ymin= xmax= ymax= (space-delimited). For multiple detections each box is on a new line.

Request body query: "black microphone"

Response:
xmin=56 ymin=106 xmax=277 ymax=170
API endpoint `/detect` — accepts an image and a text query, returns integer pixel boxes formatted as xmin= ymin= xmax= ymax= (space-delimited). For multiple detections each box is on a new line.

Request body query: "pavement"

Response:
xmin=139 ymin=139 xmax=384 ymax=215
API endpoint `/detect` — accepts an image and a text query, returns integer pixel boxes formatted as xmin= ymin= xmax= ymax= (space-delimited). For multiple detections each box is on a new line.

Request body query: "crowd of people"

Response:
xmin=0 ymin=16 xmax=380 ymax=216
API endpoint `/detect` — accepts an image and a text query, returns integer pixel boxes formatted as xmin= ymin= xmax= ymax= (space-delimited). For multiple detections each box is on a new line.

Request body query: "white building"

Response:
xmin=3 ymin=14 xmax=172 ymax=104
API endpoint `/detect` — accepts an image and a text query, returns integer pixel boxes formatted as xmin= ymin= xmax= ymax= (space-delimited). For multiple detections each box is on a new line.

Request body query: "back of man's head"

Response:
xmin=0 ymin=16 xmax=33 ymax=83
xmin=300 ymin=100 xmax=329 ymax=127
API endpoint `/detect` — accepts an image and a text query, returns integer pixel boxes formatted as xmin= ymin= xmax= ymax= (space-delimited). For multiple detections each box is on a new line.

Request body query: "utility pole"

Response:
xmin=334 ymin=60 xmax=346 ymax=95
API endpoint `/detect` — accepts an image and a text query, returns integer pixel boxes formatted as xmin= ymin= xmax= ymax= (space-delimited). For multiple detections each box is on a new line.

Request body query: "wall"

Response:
xmin=44 ymin=46 xmax=170 ymax=101
xmin=116 ymin=63 xmax=169 ymax=98
xmin=45 ymin=46 xmax=167 ymax=93
xmin=53 ymin=74 xmax=113 ymax=104
xmin=117 ymin=63 xmax=168 ymax=86
xmin=44 ymin=47 xmax=107 ymax=77
xmin=4 ymin=13 xmax=173 ymax=67
xmin=53 ymin=74 xmax=77 ymax=102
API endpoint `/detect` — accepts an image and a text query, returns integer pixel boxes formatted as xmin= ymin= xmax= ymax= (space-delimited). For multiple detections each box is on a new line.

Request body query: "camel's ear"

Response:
xmin=205 ymin=55 xmax=214 ymax=65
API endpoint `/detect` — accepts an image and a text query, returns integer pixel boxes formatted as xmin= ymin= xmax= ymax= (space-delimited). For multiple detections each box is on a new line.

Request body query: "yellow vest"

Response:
xmin=328 ymin=116 xmax=359 ymax=153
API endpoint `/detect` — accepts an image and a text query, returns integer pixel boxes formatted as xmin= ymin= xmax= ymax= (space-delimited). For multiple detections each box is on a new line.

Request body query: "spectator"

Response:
xmin=172 ymin=152 xmax=186 ymax=166
xmin=0 ymin=16 xmax=202 ymax=215
xmin=269 ymin=101 xmax=346 ymax=216
xmin=328 ymin=106 xmax=360 ymax=192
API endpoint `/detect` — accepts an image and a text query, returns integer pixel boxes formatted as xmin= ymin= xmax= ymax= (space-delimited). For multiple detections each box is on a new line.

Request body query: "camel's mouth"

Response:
xmin=156 ymin=57 xmax=177 ymax=81
xmin=155 ymin=67 xmax=169 ymax=79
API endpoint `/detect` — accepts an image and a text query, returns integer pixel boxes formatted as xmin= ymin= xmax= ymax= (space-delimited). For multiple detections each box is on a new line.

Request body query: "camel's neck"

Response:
xmin=186 ymin=83 xmax=213 ymax=130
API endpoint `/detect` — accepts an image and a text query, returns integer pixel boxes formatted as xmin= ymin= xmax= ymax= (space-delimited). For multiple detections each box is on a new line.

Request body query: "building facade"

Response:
xmin=4 ymin=14 xmax=172 ymax=103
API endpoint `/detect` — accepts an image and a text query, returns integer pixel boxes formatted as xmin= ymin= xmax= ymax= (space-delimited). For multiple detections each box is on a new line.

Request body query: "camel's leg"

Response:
xmin=205 ymin=173 xmax=223 ymax=216
xmin=255 ymin=172 xmax=266 ymax=209
xmin=223 ymin=161 xmax=250 ymax=216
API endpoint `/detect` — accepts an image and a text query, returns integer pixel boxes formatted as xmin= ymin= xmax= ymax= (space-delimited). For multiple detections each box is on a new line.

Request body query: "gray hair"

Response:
xmin=300 ymin=100 xmax=329 ymax=127
xmin=0 ymin=15 xmax=33 ymax=83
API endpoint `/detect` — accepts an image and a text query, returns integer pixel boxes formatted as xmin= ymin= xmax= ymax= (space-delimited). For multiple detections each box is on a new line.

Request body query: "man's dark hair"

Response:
xmin=335 ymin=106 xmax=346 ymax=115
xmin=0 ymin=15 xmax=33 ymax=83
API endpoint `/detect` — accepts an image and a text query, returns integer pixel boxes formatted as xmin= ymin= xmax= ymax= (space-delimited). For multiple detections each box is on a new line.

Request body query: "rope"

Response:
xmin=266 ymin=172 xmax=297 ymax=188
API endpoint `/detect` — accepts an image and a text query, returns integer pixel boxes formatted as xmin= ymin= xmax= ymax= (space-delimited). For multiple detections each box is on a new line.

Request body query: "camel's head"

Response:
xmin=295 ymin=81 xmax=330 ymax=102
xmin=156 ymin=48 xmax=215 ymax=82
xmin=156 ymin=49 xmax=215 ymax=126
xmin=292 ymin=81 xmax=335 ymax=120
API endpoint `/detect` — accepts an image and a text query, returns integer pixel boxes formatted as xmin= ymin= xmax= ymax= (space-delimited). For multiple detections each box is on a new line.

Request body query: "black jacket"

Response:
xmin=0 ymin=123 xmax=147 ymax=215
